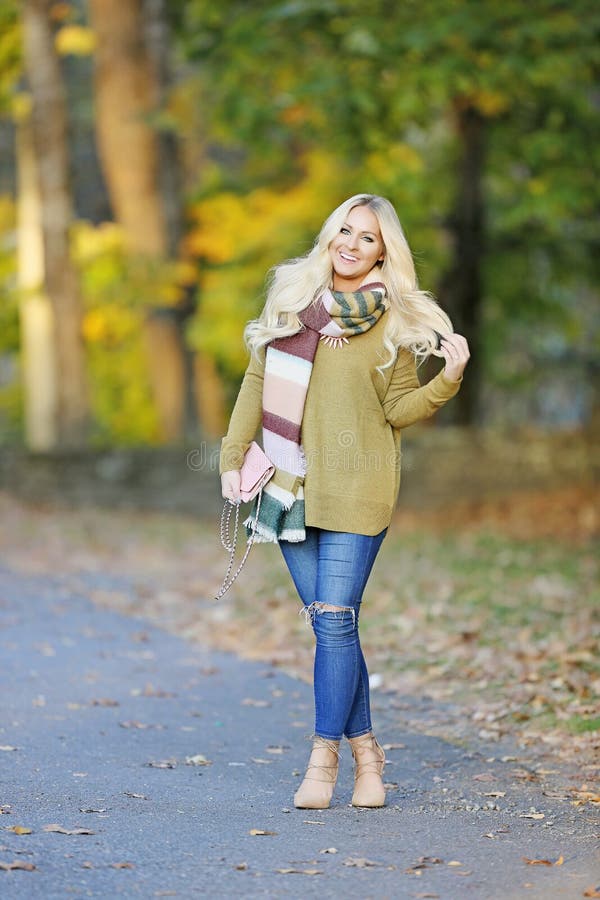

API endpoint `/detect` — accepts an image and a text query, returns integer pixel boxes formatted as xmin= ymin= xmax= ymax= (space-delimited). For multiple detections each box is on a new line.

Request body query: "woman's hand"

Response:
xmin=439 ymin=333 xmax=470 ymax=382
xmin=221 ymin=470 xmax=241 ymax=503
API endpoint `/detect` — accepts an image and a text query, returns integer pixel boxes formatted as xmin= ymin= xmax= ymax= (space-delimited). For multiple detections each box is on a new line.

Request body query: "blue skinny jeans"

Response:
xmin=279 ymin=527 xmax=387 ymax=741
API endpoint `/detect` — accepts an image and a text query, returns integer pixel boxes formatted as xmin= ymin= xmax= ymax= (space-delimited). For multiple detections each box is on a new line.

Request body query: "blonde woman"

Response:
xmin=220 ymin=194 xmax=470 ymax=810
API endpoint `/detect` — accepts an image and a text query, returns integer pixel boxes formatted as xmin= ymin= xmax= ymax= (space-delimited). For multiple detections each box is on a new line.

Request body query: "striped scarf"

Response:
xmin=244 ymin=281 xmax=388 ymax=543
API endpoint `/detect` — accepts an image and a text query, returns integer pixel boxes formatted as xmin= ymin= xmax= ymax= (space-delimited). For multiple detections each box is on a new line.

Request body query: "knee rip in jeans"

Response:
xmin=300 ymin=601 xmax=356 ymax=627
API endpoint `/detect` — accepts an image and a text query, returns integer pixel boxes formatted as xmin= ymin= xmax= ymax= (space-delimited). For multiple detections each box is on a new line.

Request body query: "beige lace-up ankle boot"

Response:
xmin=293 ymin=736 xmax=340 ymax=809
xmin=348 ymin=732 xmax=386 ymax=808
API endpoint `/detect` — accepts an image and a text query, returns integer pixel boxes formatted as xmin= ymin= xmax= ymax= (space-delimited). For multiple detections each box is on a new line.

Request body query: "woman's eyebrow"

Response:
xmin=342 ymin=222 xmax=377 ymax=236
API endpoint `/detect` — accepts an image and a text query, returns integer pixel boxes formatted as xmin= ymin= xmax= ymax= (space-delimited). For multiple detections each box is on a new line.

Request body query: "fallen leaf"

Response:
xmin=43 ymin=824 xmax=95 ymax=835
xmin=483 ymin=791 xmax=506 ymax=797
xmin=9 ymin=825 xmax=32 ymax=835
xmin=249 ymin=829 xmax=277 ymax=836
xmin=519 ymin=812 xmax=545 ymax=820
xmin=110 ymin=861 xmax=135 ymax=869
xmin=141 ymin=684 xmax=176 ymax=698
xmin=81 ymin=861 xmax=94 ymax=869
xmin=583 ymin=888 xmax=600 ymax=898
xmin=90 ymin=698 xmax=119 ymax=707
xmin=276 ymin=868 xmax=322 ymax=875
xmin=146 ymin=760 xmax=177 ymax=769
xmin=0 ymin=746 xmax=18 ymax=752
xmin=0 ymin=860 xmax=36 ymax=871
xmin=523 ymin=855 xmax=564 ymax=866
xmin=185 ymin=755 xmax=211 ymax=766
xmin=343 ymin=857 xmax=381 ymax=868
xmin=119 ymin=721 xmax=155 ymax=730
xmin=448 ymin=860 xmax=463 ymax=866
xmin=124 ymin=792 xmax=149 ymax=800
xmin=235 ymin=862 xmax=248 ymax=870
xmin=319 ymin=847 xmax=338 ymax=854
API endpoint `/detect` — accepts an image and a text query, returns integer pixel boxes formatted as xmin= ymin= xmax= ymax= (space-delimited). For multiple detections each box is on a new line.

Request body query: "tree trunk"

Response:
xmin=22 ymin=0 xmax=88 ymax=448
xmin=16 ymin=115 xmax=58 ymax=451
xmin=89 ymin=0 xmax=191 ymax=441
xmin=437 ymin=100 xmax=486 ymax=425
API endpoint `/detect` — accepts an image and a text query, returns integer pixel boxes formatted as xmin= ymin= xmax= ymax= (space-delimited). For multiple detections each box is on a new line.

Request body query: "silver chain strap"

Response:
xmin=215 ymin=490 xmax=263 ymax=599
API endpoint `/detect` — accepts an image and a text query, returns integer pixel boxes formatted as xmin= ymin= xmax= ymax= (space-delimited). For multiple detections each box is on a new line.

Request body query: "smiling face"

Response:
xmin=328 ymin=204 xmax=385 ymax=291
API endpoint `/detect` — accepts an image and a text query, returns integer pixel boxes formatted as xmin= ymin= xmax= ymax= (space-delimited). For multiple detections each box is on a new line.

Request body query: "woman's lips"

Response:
xmin=338 ymin=250 xmax=358 ymax=263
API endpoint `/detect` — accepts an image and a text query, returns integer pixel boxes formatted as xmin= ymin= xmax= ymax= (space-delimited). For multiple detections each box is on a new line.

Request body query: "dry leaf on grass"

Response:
xmin=519 ymin=812 xmax=545 ymax=820
xmin=43 ymin=824 xmax=95 ymax=835
xmin=110 ymin=861 xmax=135 ymax=869
xmin=249 ymin=829 xmax=277 ymax=836
xmin=9 ymin=825 xmax=31 ymax=835
xmin=234 ymin=862 xmax=248 ymax=870
xmin=583 ymin=888 xmax=600 ymax=898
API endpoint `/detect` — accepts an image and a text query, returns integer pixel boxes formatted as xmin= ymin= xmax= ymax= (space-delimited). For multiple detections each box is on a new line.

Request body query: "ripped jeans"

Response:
xmin=279 ymin=527 xmax=387 ymax=741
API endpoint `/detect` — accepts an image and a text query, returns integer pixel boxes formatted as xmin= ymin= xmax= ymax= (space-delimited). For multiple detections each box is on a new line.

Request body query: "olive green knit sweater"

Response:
xmin=220 ymin=316 xmax=462 ymax=536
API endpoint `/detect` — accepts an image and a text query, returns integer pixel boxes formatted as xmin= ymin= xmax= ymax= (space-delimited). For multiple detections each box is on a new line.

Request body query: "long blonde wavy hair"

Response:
xmin=245 ymin=194 xmax=453 ymax=372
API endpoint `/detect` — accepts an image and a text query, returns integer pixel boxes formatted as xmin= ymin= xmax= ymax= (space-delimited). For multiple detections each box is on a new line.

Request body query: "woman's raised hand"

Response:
xmin=439 ymin=333 xmax=470 ymax=382
xmin=221 ymin=470 xmax=241 ymax=503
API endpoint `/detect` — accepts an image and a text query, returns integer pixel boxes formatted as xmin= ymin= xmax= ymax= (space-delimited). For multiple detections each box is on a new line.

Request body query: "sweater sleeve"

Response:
xmin=382 ymin=348 xmax=462 ymax=429
xmin=219 ymin=350 xmax=265 ymax=474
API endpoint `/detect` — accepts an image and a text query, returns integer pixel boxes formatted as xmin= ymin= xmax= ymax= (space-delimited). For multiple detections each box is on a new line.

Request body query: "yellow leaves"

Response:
xmin=249 ymin=829 xmax=277 ymax=836
xmin=523 ymin=855 xmax=564 ymax=866
xmin=471 ymin=89 xmax=510 ymax=117
xmin=73 ymin=221 xmax=125 ymax=263
xmin=366 ymin=142 xmax=425 ymax=182
xmin=55 ymin=25 xmax=97 ymax=57
xmin=10 ymin=825 xmax=31 ymax=835
xmin=527 ymin=178 xmax=548 ymax=196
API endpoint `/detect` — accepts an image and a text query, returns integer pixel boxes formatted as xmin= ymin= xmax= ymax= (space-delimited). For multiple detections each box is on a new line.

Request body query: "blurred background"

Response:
xmin=0 ymin=0 xmax=599 ymax=505
xmin=0 ymin=0 xmax=598 ymax=753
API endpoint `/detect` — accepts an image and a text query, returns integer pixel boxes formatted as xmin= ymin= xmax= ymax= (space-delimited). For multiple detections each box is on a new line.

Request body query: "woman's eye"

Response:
xmin=363 ymin=236 xmax=374 ymax=243
xmin=340 ymin=227 xmax=350 ymax=235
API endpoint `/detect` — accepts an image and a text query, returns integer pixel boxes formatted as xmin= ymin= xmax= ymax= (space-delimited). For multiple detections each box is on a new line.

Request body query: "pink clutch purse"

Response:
xmin=216 ymin=441 xmax=274 ymax=600
xmin=238 ymin=441 xmax=275 ymax=502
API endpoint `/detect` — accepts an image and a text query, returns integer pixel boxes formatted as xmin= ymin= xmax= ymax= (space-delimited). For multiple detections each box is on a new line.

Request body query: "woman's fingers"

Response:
xmin=440 ymin=333 xmax=470 ymax=380
xmin=221 ymin=470 xmax=241 ymax=502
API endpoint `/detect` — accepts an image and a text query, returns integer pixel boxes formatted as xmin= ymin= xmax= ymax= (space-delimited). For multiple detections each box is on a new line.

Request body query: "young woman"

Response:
xmin=220 ymin=194 xmax=470 ymax=810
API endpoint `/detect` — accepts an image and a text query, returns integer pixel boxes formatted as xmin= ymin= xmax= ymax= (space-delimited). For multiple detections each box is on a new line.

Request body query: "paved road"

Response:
xmin=0 ymin=565 xmax=598 ymax=899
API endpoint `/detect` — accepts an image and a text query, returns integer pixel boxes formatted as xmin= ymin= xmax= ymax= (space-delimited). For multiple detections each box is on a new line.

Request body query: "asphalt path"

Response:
xmin=0 ymin=565 xmax=598 ymax=899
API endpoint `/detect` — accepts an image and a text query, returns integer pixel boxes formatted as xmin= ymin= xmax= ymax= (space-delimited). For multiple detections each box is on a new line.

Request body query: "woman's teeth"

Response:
xmin=340 ymin=252 xmax=358 ymax=262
